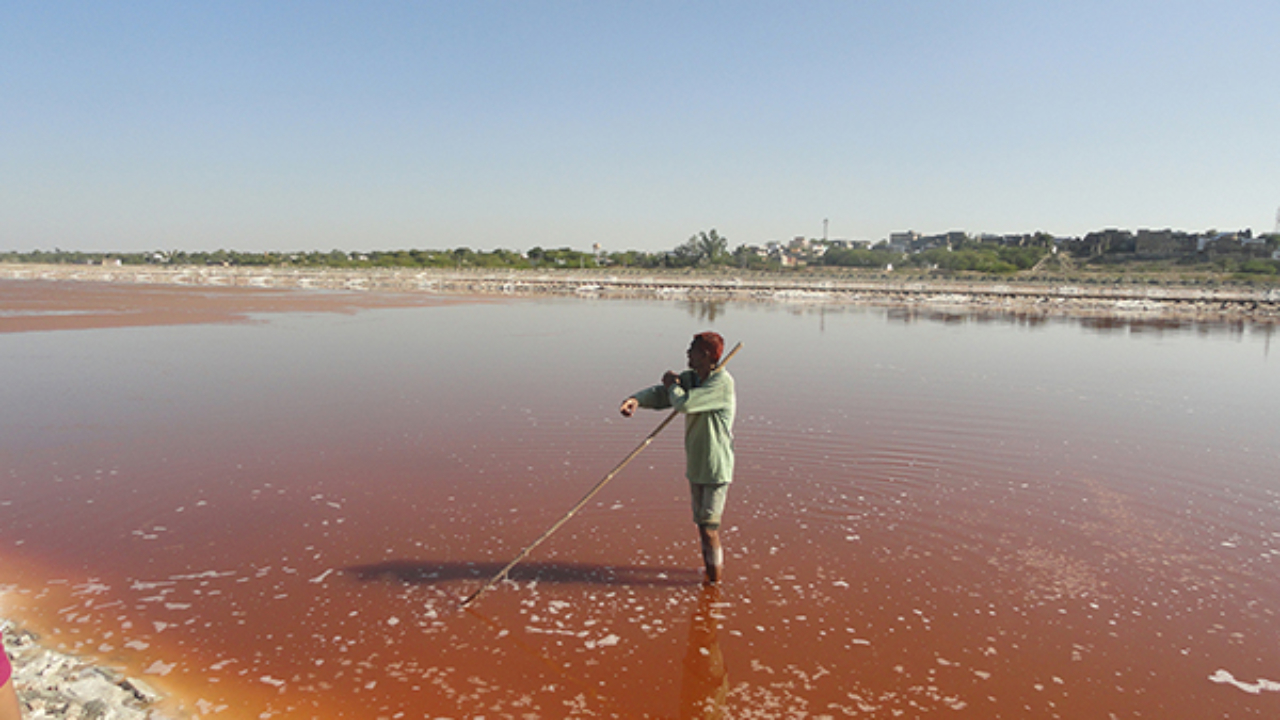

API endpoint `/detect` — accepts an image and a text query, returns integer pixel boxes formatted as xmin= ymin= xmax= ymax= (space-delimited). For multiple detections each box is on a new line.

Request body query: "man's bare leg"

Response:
xmin=699 ymin=525 xmax=723 ymax=584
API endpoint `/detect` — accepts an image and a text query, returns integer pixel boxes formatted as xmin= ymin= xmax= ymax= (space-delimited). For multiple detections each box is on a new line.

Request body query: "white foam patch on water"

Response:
xmin=196 ymin=699 xmax=229 ymax=714
xmin=73 ymin=581 xmax=111 ymax=595
xmin=1209 ymin=669 xmax=1280 ymax=694
xmin=169 ymin=570 xmax=236 ymax=581
xmin=131 ymin=580 xmax=175 ymax=591
xmin=584 ymin=634 xmax=620 ymax=649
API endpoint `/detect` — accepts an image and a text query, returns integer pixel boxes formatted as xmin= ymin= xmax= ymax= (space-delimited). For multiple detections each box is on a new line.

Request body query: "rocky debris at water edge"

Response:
xmin=3 ymin=621 xmax=171 ymax=720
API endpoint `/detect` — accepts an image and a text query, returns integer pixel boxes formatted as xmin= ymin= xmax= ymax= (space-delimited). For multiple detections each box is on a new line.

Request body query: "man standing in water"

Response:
xmin=620 ymin=332 xmax=736 ymax=584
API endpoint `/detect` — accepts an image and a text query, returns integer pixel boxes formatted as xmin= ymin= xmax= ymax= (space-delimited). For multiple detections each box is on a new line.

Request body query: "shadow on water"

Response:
xmin=345 ymin=560 xmax=703 ymax=588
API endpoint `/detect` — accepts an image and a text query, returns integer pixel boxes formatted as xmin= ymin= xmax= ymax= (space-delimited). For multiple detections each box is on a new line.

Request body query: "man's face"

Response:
xmin=687 ymin=342 xmax=711 ymax=369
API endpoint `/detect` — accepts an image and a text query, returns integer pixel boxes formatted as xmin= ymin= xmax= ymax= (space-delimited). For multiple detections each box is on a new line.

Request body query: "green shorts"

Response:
xmin=689 ymin=483 xmax=730 ymax=528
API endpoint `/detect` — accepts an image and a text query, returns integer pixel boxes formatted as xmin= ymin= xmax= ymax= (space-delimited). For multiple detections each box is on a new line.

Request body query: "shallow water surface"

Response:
xmin=2 ymin=289 xmax=1279 ymax=718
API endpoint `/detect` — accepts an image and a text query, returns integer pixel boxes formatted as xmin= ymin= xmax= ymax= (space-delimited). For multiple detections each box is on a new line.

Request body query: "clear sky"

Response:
xmin=3 ymin=1 xmax=1277 ymax=254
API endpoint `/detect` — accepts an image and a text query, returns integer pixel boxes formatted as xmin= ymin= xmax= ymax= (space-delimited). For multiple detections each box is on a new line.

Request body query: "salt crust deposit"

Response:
xmin=2 ymin=619 xmax=171 ymax=719
xmin=1209 ymin=669 xmax=1280 ymax=695
xmin=4 ymin=263 xmax=1278 ymax=322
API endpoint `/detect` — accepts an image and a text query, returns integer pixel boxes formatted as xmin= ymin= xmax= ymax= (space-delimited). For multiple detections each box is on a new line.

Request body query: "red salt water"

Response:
xmin=1 ymin=280 xmax=1279 ymax=717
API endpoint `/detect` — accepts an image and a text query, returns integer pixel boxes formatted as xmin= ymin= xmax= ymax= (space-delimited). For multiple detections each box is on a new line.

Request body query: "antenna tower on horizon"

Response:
xmin=1274 ymin=206 xmax=1279 ymax=236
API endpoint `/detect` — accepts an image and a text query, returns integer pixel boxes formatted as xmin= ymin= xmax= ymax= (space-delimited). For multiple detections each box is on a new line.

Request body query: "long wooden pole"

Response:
xmin=459 ymin=342 xmax=742 ymax=608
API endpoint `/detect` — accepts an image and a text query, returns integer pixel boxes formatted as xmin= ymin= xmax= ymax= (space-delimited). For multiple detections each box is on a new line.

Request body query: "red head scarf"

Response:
xmin=692 ymin=331 xmax=725 ymax=366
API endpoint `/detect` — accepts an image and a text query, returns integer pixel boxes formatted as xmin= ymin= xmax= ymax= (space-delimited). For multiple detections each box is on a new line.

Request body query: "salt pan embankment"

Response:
xmin=3 ymin=263 xmax=1279 ymax=322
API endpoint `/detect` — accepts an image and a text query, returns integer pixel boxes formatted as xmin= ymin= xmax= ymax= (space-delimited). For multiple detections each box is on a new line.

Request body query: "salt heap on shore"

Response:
xmin=3 ymin=621 xmax=171 ymax=720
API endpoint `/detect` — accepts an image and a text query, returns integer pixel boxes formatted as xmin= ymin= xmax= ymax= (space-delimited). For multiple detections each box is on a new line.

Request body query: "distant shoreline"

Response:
xmin=4 ymin=262 xmax=1279 ymax=323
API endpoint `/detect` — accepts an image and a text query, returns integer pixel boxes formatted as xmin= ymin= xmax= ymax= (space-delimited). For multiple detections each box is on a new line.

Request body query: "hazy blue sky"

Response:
xmin=3 ymin=1 xmax=1277 ymax=253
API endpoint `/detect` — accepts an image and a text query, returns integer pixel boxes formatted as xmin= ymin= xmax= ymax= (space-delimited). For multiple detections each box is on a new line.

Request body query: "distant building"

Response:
xmin=1080 ymin=229 xmax=1134 ymax=256
xmin=1199 ymin=231 xmax=1265 ymax=256
xmin=887 ymin=231 xmax=918 ymax=253
xmin=914 ymin=231 xmax=966 ymax=251
xmin=1135 ymin=228 xmax=1193 ymax=256
xmin=999 ymin=234 xmax=1033 ymax=246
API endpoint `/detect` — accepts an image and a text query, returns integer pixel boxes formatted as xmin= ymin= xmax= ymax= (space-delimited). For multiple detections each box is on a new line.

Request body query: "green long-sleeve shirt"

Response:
xmin=632 ymin=369 xmax=736 ymax=485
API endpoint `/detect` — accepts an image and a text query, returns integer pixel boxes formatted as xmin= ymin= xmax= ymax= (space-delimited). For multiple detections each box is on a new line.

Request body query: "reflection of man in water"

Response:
xmin=679 ymin=586 xmax=730 ymax=718
xmin=619 ymin=331 xmax=736 ymax=583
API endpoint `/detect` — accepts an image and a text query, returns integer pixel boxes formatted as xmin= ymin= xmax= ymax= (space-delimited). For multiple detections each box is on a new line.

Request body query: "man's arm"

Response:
xmin=670 ymin=371 xmax=734 ymax=415
xmin=620 ymin=373 xmax=681 ymax=417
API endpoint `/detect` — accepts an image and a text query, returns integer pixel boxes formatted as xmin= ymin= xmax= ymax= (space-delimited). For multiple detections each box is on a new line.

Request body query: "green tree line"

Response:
xmin=4 ymin=228 xmax=1278 ymax=276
